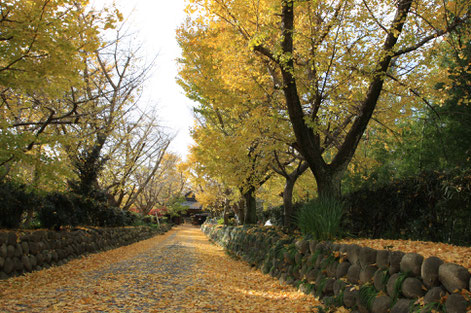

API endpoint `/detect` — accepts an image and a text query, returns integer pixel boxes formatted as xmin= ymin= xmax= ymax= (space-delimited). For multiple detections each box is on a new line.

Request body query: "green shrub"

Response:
xmin=39 ymin=192 xmax=78 ymax=230
xmin=343 ymin=169 xmax=471 ymax=245
xmin=296 ymin=197 xmax=344 ymax=241
xmin=0 ymin=180 xmax=39 ymax=228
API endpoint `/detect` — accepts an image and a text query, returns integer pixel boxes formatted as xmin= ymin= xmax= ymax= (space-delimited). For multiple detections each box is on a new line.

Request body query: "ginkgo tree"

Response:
xmin=183 ymin=0 xmax=471 ymax=199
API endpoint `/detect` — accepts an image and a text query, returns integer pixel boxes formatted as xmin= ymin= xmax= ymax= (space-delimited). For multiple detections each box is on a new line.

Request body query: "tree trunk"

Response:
xmin=283 ymin=177 xmax=296 ymax=228
xmin=315 ymin=169 xmax=343 ymax=200
xmin=243 ymin=187 xmax=257 ymax=224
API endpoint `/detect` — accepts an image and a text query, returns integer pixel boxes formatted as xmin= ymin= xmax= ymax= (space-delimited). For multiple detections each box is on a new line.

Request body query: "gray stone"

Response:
xmin=22 ymin=255 xmax=32 ymax=272
xmin=324 ymin=278 xmax=335 ymax=295
xmin=389 ymin=251 xmax=405 ymax=274
xmin=387 ymin=273 xmax=401 ymax=298
xmin=326 ymin=261 xmax=338 ymax=277
xmin=376 ymin=250 xmax=390 ymax=269
xmin=295 ymin=239 xmax=309 ymax=255
xmin=343 ymin=287 xmax=359 ymax=308
xmin=29 ymin=242 xmax=40 ymax=255
xmin=424 ymin=286 xmax=447 ymax=304
xmin=0 ymin=244 xmax=7 ymax=258
xmin=445 ymin=293 xmax=467 ymax=313
xmin=21 ymin=242 xmax=29 ymax=255
xmin=360 ymin=265 xmax=378 ymax=284
xmin=29 ymin=255 xmax=37 ymax=267
xmin=371 ymin=295 xmax=392 ymax=313
xmin=13 ymin=257 xmax=22 ymax=271
xmin=336 ymin=261 xmax=351 ymax=278
xmin=400 ymin=253 xmax=423 ymax=277
xmin=7 ymin=232 xmax=17 ymax=245
xmin=401 ymin=277 xmax=425 ymax=299
xmin=7 ymin=245 xmax=15 ymax=258
xmin=0 ymin=232 xmax=7 ymax=245
xmin=0 ymin=256 xmax=4 ymax=268
xmin=308 ymin=240 xmax=318 ymax=255
xmin=347 ymin=264 xmax=361 ymax=284
xmin=359 ymin=246 xmax=377 ymax=268
xmin=373 ymin=269 xmax=388 ymax=292
xmin=3 ymin=257 xmax=14 ymax=274
xmin=421 ymin=256 xmax=443 ymax=289
xmin=347 ymin=244 xmax=361 ymax=265
xmin=0 ymin=271 xmax=8 ymax=280
xmin=333 ymin=279 xmax=345 ymax=296
xmin=390 ymin=298 xmax=411 ymax=313
xmin=305 ymin=269 xmax=317 ymax=283
xmin=439 ymin=263 xmax=470 ymax=293
xmin=14 ymin=243 xmax=23 ymax=257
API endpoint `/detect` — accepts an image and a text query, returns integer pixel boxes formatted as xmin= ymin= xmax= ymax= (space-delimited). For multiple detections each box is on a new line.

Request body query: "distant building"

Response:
xmin=181 ymin=191 xmax=203 ymax=215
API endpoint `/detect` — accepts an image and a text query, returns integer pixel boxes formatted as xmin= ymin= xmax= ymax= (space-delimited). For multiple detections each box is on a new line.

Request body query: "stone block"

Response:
xmin=391 ymin=298 xmax=411 ymax=313
xmin=359 ymin=246 xmax=377 ymax=268
xmin=371 ymin=295 xmax=392 ymax=313
xmin=373 ymin=269 xmax=388 ymax=292
xmin=424 ymin=286 xmax=447 ymax=304
xmin=21 ymin=242 xmax=29 ymax=255
xmin=389 ymin=251 xmax=405 ymax=274
xmin=445 ymin=293 xmax=467 ymax=313
xmin=0 ymin=244 xmax=6 ymax=258
xmin=376 ymin=250 xmax=390 ymax=269
xmin=421 ymin=256 xmax=443 ymax=289
xmin=347 ymin=244 xmax=361 ymax=265
xmin=439 ymin=263 xmax=470 ymax=293
xmin=7 ymin=245 xmax=15 ymax=258
xmin=386 ymin=273 xmax=401 ymax=298
xmin=343 ymin=287 xmax=359 ymax=308
xmin=336 ymin=261 xmax=351 ymax=279
xmin=347 ymin=264 xmax=361 ymax=284
xmin=360 ymin=265 xmax=378 ymax=284
xmin=7 ymin=232 xmax=17 ymax=245
xmin=401 ymin=277 xmax=425 ymax=299
xmin=400 ymin=253 xmax=423 ymax=277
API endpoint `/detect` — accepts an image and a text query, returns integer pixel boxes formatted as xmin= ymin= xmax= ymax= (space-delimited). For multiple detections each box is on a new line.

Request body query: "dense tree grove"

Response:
xmin=0 ymin=0 xmax=187 ymax=228
xmin=178 ymin=0 xmax=471 ymax=230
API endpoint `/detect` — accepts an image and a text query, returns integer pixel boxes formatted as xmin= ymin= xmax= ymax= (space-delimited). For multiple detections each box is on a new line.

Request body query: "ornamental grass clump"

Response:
xmin=296 ymin=197 xmax=344 ymax=241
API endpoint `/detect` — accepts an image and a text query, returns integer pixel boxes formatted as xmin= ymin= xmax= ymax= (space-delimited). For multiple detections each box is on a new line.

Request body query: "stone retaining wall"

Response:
xmin=0 ymin=224 xmax=171 ymax=280
xmin=202 ymin=223 xmax=471 ymax=313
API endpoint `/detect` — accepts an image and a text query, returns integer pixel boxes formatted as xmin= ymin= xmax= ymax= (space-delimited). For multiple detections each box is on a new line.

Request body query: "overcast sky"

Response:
xmin=93 ymin=0 xmax=195 ymax=159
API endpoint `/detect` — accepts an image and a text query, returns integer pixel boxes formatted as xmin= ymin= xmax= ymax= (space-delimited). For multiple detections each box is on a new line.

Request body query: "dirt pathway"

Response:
xmin=0 ymin=225 xmax=320 ymax=312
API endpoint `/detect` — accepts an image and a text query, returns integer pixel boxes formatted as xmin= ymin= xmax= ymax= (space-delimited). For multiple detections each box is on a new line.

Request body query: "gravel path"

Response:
xmin=0 ymin=225 xmax=320 ymax=312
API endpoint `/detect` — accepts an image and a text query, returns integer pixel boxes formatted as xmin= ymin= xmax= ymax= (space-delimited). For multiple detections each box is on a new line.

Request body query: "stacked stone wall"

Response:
xmin=202 ymin=224 xmax=471 ymax=313
xmin=0 ymin=224 xmax=171 ymax=280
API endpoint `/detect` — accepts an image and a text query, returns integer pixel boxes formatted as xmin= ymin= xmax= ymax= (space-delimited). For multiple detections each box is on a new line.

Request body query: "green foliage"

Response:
xmin=0 ymin=180 xmax=39 ymax=228
xmin=343 ymin=169 xmax=471 ymax=245
xmin=39 ymin=192 xmax=79 ymax=230
xmin=296 ymin=197 xmax=344 ymax=241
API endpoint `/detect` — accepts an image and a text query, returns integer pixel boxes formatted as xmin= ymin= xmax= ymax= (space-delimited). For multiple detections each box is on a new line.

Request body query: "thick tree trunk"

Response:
xmin=283 ymin=177 xmax=296 ymax=227
xmin=315 ymin=169 xmax=343 ymax=200
xmin=243 ymin=187 xmax=257 ymax=224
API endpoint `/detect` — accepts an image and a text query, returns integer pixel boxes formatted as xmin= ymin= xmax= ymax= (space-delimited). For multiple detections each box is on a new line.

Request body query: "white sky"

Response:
xmin=94 ymin=0 xmax=195 ymax=159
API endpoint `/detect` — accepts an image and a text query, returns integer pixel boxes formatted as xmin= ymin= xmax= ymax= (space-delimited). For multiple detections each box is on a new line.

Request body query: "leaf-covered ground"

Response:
xmin=337 ymin=238 xmax=471 ymax=270
xmin=0 ymin=225 xmax=321 ymax=312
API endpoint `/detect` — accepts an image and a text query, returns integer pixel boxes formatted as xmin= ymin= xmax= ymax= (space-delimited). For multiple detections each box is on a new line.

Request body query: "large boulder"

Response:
xmin=438 ymin=263 xmax=470 ymax=293
xmin=371 ymin=295 xmax=392 ymax=313
xmin=400 ymin=253 xmax=423 ymax=277
xmin=401 ymin=277 xmax=425 ymax=299
xmin=389 ymin=251 xmax=405 ymax=274
xmin=421 ymin=256 xmax=443 ymax=288
xmin=359 ymin=246 xmax=377 ymax=268
xmin=445 ymin=293 xmax=467 ymax=313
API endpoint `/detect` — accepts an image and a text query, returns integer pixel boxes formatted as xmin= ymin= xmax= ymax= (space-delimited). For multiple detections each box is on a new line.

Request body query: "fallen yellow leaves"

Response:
xmin=0 ymin=225 xmax=323 ymax=312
